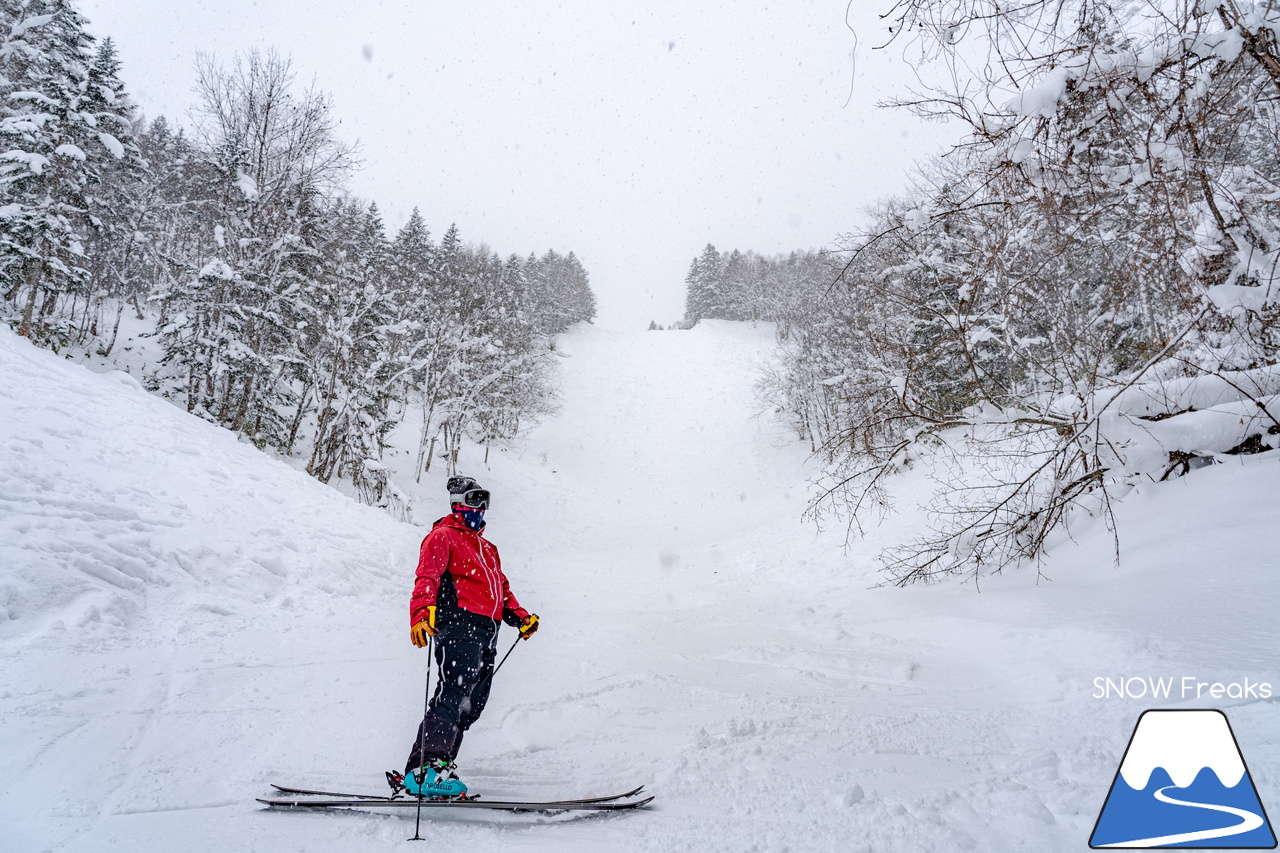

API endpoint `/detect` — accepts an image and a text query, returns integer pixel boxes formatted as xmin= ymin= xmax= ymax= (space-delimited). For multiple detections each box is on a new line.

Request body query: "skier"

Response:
xmin=400 ymin=475 xmax=539 ymax=798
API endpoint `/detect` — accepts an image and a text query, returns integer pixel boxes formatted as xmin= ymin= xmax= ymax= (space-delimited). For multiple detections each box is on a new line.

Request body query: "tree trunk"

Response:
xmin=424 ymin=436 xmax=437 ymax=475
xmin=416 ymin=397 xmax=437 ymax=482
xmin=285 ymin=380 xmax=312 ymax=454
xmin=100 ymin=301 xmax=126 ymax=357
xmin=228 ymin=373 xmax=255 ymax=431
xmin=187 ymin=365 xmax=199 ymax=413
xmin=18 ymin=286 xmax=38 ymax=338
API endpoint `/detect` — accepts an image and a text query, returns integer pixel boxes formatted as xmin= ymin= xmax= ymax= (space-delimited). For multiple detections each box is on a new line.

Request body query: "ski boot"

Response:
xmin=397 ymin=759 xmax=467 ymax=799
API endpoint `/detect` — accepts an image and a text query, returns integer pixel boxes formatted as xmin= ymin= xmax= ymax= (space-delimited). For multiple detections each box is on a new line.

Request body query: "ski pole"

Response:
xmin=490 ymin=635 xmax=522 ymax=682
xmin=474 ymin=634 xmax=522 ymax=700
xmin=410 ymin=635 xmax=433 ymax=842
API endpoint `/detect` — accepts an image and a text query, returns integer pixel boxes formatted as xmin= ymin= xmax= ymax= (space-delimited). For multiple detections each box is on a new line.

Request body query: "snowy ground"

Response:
xmin=2 ymin=321 xmax=1277 ymax=852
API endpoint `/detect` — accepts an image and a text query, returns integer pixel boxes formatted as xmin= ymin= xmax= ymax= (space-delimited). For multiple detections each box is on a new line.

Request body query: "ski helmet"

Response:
xmin=447 ymin=475 xmax=490 ymax=510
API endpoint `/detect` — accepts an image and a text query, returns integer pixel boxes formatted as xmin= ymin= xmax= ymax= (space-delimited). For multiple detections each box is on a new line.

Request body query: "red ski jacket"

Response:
xmin=410 ymin=513 xmax=529 ymax=627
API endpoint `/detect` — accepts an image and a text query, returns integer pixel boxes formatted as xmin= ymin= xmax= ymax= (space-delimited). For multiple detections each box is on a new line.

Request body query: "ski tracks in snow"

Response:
xmin=455 ymin=324 xmax=1106 ymax=851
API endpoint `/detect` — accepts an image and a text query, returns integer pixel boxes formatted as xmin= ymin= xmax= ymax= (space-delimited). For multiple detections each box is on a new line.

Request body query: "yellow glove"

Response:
xmin=518 ymin=613 xmax=539 ymax=640
xmin=411 ymin=607 xmax=437 ymax=647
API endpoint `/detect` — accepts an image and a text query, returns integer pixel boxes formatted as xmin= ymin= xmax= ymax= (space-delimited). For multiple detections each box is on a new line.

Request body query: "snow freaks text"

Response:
xmin=1092 ymin=677 xmax=1274 ymax=701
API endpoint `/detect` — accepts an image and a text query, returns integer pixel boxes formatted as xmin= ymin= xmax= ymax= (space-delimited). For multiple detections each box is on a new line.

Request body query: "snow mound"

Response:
xmin=0 ymin=328 xmax=416 ymax=646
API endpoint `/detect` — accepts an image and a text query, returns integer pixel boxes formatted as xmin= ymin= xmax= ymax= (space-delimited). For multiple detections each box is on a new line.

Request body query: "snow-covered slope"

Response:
xmin=0 ymin=329 xmax=415 ymax=647
xmin=2 ymin=321 xmax=1277 ymax=852
xmin=0 ymin=328 xmax=419 ymax=848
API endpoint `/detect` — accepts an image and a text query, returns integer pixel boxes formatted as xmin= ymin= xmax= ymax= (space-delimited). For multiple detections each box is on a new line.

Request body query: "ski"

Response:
xmin=270 ymin=784 xmax=393 ymax=800
xmin=269 ymin=782 xmax=646 ymax=806
xmin=256 ymin=794 xmax=655 ymax=813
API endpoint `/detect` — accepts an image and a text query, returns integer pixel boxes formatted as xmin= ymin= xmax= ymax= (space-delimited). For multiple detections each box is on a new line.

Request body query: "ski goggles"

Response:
xmin=451 ymin=488 xmax=490 ymax=510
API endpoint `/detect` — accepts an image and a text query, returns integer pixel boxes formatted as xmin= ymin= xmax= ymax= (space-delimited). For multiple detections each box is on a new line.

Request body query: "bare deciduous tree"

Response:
xmin=760 ymin=0 xmax=1280 ymax=584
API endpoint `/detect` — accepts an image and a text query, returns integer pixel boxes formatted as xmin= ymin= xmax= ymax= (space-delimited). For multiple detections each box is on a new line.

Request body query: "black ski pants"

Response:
xmin=405 ymin=609 xmax=499 ymax=772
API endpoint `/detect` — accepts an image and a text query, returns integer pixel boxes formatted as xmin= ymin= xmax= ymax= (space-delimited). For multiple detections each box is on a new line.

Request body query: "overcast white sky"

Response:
xmin=78 ymin=1 xmax=958 ymax=329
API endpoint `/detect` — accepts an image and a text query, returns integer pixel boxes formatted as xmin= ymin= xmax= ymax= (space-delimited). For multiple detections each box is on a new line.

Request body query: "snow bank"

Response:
xmin=1101 ymin=366 xmax=1280 ymax=418
xmin=1085 ymin=366 xmax=1280 ymax=479
xmin=0 ymin=327 xmax=416 ymax=646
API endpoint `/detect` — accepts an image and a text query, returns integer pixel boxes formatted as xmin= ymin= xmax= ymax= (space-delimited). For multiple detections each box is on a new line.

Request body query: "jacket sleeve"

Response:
xmin=410 ymin=530 xmax=450 ymax=627
xmin=499 ymin=563 xmax=530 ymax=627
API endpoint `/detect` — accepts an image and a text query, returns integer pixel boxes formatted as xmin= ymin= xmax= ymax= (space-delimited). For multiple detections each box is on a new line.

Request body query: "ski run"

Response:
xmin=2 ymin=319 xmax=1278 ymax=852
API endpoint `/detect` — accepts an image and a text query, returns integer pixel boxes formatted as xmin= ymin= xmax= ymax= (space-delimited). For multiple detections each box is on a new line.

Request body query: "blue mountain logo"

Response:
xmin=1091 ymin=709 xmax=1276 ymax=848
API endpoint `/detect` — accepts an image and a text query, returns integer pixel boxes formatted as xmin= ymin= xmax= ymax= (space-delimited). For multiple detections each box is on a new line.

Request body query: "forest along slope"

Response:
xmin=1 ymin=321 xmax=1278 ymax=853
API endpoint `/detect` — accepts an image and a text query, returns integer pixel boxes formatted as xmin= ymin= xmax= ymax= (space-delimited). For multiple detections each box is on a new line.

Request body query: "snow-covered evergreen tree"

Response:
xmin=80 ymin=36 xmax=143 ymax=348
xmin=683 ymin=243 xmax=725 ymax=322
xmin=0 ymin=0 xmax=134 ymax=344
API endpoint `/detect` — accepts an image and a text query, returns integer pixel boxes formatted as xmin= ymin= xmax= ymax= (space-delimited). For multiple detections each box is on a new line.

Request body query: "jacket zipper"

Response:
xmin=472 ymin=530 xmax=501 ymax=617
